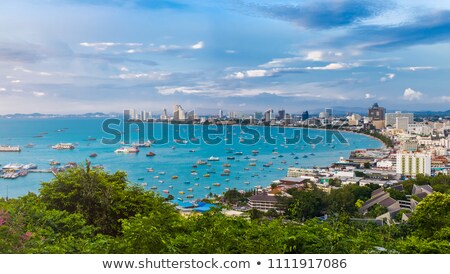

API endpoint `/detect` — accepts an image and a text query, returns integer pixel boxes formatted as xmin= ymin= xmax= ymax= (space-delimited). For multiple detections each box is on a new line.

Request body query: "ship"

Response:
xmin=52 ymin=143 xmax=75 ymax=150
xmin=114 ymin=146 xmax=139 ymax=153
xmin=0 ymin=145 xmax=21 ymax=152
xmin=208 ymin=156 xmax=220 ymax=161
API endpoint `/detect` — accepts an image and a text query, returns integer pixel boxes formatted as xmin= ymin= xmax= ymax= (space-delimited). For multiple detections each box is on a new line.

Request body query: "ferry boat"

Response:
xmin=52 ymin=143 xmax=75 ymax=150
xmin=114 ymin=147 xmax=139 ymax=153
xmin=2 ymin=163 xmax=24 ymax=170
xmin=0 ymin=145 xmax=21 ymax=152
xmin=22 ymin=163 xmax=38 ymax=170
xmin=132 ymin=141 xmax=152 ymax=147
xmin=208 ymin=156 xmax=220 ymax=161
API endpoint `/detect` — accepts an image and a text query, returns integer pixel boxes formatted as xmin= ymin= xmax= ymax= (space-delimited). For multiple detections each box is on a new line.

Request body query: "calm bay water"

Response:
xmin=0 ymin=118 xmax=382 ymax=200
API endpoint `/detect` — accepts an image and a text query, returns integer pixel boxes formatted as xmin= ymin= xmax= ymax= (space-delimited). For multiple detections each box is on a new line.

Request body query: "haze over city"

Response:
xmin=1 ymin=0 xmax=450 ymax=114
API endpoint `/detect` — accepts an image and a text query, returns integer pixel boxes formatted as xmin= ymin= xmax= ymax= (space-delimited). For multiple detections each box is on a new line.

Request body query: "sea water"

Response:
xmin=0 ymin=118 xmax=382 ymax=200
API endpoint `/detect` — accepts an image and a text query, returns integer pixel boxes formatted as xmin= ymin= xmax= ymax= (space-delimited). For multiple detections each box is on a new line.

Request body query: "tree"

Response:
xmin=40 ymin=162 xmax=175 ymax=236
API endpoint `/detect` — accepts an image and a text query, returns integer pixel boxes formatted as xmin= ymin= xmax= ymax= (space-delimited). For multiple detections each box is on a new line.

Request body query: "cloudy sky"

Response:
xmin=1 ymin=0 xmax=450 ymax=114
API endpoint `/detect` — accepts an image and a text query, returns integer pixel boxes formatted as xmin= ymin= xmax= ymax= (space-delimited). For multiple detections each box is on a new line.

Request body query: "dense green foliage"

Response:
xmin=1 ymin=166 xmax=450 ymax=254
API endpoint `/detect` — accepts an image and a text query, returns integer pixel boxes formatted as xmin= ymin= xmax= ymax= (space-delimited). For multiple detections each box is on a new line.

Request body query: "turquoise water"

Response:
xmin=0 ymin=118 xmax=382 ymax=200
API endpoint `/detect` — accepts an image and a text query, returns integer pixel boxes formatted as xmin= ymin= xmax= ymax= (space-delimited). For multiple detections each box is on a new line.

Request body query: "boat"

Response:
xmin=52 ymin=143 xmax=75 ymax=150
xmin=278 ymin=154 xmax=284 ymax=158
xmin=158 ymin=171 xmax=166 ymax=175
xmin=244 ymin=167 xmax=250 ymax=170
xmin=222 ymin=163 xmax=231 ymax=167
xmin=303 ymin=155 xmax=308 ymax=158
xmin=138 ymin=177 xmax=144 ymax=181
xmin=22 ymin=163 xmax=37 ymax=170
xmin=223 ymin=169 xmax=230 ymax=173
xmin=294 ymin=156 xmax=299 ymax=159
xmin=25 ymin=144 xmax=34 ymax=148
xmin=49 ymin=160 xmax=60 ymax=166
xmin=184 ymin=181 xmax=191 ymax=184
xmin=226 ymin=156 xmax=235 ymax=160
xmin=249 ymin=163 xmax=256 ymax=166
xmin=158 ymin=180 xmax=164 ymax=183
xmin=179 ymin=191 xmax=185 ymax=195
xmin=191 ymin=172 xmax=198 ymax=176
xmin=234 ymin=151 xmax=243 ymax=155
xmin=220 ymin=173 xmax=230 ymax=176
xmin=146 ymin=152 xmax=156 ymax=157
xmin=3 ymin=172 xmax=19 ymax=179
xmin=194 ymin=183 xmax=199 ymax=186
xmin=244 ymin=181 xmax=250 ymax=184
xmin=146 ymin=168 xmax=154 ymax=172
xmin=163 ymin=190 xmax=170 ymax=194
xmin=177 ymin=198 xmax=183 ymax=201
xmin=85 ymin=137 xmax=97 ymax=141
xmin=244 ymin=156 xmax=250 ymax=159
xmin=263 ymin=163 xmax=271 ymax=167
xmin=208 ymin=156 xmax=220 ymax=161
xmin=150 ymin=186 xmax=158 ymax=190
xmin=141 ymin=182 xmax=147 ymax=186
xmin=89 ymin=153 xmax=98 ymax=158
xmin=196 ymin=160 xmax=207 ymax=165
xmin=212 ymin=183 xmax=221 ymax=186
xmin=189 ymin=149 xmax=196 ymax=152
xmin=203 ymin=174 xmax=210 ymax=177
xmin=207 ymin=169 xmax=216 ymax=174
xmin=115 ymin=146 xmax=139 ymax=153
xmin=186 ymin=195 xmax=194 ymax=198
xmin=154 ymin=176 xmax=160 ymax=179
xmin=132 ymin=141 xmax=152 ymax=147
xmin=204 ymin=186 xmax=211 ymax=190
xmin=251 ymin=150 xmax=259 ymax=154
xmin=172 ymin=175 xmax=179 ymax=179
xmin=168 ymin=185 xmax=173 ymax=189
xmin=187 ymin=188 xmax=193 ymax=191
xmin=310 ymin=153 xmax=315 ymax=156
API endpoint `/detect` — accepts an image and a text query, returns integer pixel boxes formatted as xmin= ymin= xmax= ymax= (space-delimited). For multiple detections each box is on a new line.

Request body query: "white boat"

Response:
xmin=114 ymin=146 xmax=139 ymax=153
xmin=208 ymin=156 xmax=220 ymax=161
xmin=2 ymin=163 xmax=24 ymax=170
xmin=52 ymin=143 xmax=75 ymax=150
xmin=158 ymin=171 xmax=166 ymax=175
xmin=132 ymin=141 xmax=152 ymax=147
xmin=0 ymin=145 xmax=21 ymax=152
xmin=146 ymin=168 xmax=154 ymax=172
xmin=22 ymin=163 xmax=38 ymax=170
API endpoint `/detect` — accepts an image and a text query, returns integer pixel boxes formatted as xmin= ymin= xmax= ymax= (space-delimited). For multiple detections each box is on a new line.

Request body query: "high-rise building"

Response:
xmin=140 ymin=111 xmax=147 ymax=121
xmin=368 ymin=103 xmax=386 ymax=121
xmin=187 ymin=110 xmax=195 ymax=121
xmin=277 ymin=109 xmax=286 ymax=121
xmin=124 ymin=109 xmax=131 ymax=121
xmin=264 ymin=109 xmax=274 ymax=122
xmin=301 ymin=111 xmax=309 ymax=121
xmin=160 ymin=108 xmax=169 ymax=120
xmin=396 ymin=152 xmax=431 ymax=177
xmin=219 ymin=109 xmax=224 ymax=119
xmin=385 ymin=111 xmax=414 ymax=127
xmin=173 ymin=105 xmax=186 ymax=121
xmin=325 ymin=108 xmax=333 ymax=118
xmin=396 ymin=117 xmax=409 ymax=131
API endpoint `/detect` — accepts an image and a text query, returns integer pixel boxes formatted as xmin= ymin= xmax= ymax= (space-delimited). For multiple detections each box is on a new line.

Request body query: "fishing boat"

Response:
xmin=115 ymin=146 xmax=139 ymax=153
xmin=172 ymin=175 xmax=179 ymax=179
xmin=146 ymin=152 xmax=156 ymax=157
xmin=208 ymin=156 xmax=220 ymax=161
xmin=89 ymin=153 xmax=98 ymax=158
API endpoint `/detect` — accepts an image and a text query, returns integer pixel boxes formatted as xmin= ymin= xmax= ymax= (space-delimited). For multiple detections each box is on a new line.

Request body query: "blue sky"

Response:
xmin=0 ymin=0 xmax=449 ymax=114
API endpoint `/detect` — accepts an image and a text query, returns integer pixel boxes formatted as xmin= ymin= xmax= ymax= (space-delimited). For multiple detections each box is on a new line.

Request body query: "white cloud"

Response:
xmin=226 ymin=69 xmax=274 ymax=79
xmin=80 ymin=42 xmax=143 ymax=51
xmin=307 ymin=63 xmax=352 ymax=70
xmin=380 ymin=73 xmax=395 ymax=82
xmin=225 ymin=50 xmax=236 ymax=54
xmin=111 ymin=72 xmax=171 ymax=80
xmin=260 ymin=57 xmax=303 ymax=68
xmin=120 ymin=67 xmax=129 ymax=72
xmin=0 ymin=88 xmax=6 ymax=92
xmin=33 ymin=91 xmax=45 ymax=97
xmin=403 ymin=88 xmax=423 ymax=101
xmin=11 ymin=80 xmax=21 ymax=83
xmin=365 ymin=93 xmax=375 ymax=99
xmin=441 ymin=96 xmax=450 ymax=102
xmin=305 ymin=51 xmax=324 ymax=61
xmin=239 ymin=103 xmax=247 ymax=107
xmin=396 ymin=66 xmax=435 ymax=71
xmin=191 ymin=41 xmax=204 ymax=50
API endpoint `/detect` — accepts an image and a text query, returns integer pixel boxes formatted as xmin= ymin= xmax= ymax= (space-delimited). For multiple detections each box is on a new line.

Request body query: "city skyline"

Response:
xmin=1 ymin=0 xmax=450 ymax=114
